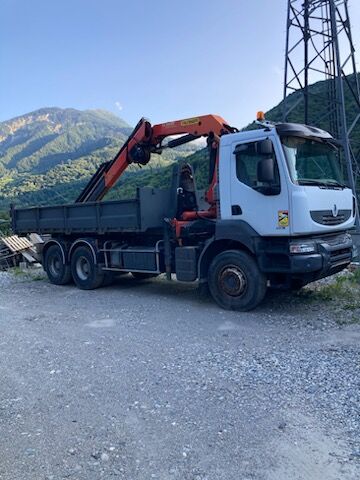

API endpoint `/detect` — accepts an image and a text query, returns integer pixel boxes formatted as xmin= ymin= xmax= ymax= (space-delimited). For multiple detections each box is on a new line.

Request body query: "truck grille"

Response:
xmin=317 ymin=232 xmax=353 ymax=270
xmin=329 ymin=247 xmax=352 ymax=268
xmin=310 ymin=209 xmax=351 ymax=226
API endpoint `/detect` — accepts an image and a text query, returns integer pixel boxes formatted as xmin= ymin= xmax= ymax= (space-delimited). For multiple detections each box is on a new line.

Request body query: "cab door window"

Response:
xmin=234 ymin=140 xmax=281 ymax=195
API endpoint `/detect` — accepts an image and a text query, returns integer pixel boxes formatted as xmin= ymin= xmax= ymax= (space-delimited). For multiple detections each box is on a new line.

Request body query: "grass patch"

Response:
xmin=11 ymin=266 xmax=26 ymax=276
xmin=9 ymin=266 xmax=45 ymax=281
xmin=297 ymin=271 xmax=360 ymax=324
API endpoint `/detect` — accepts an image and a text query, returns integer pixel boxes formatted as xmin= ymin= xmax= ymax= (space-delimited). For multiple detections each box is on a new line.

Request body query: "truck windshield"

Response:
xmin=281 ymin=136 xmax=347 ymax=188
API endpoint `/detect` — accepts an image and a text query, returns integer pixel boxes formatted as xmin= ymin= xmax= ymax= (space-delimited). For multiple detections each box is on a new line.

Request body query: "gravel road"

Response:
xmin=0 ymin=271 xmax=359 ymax=480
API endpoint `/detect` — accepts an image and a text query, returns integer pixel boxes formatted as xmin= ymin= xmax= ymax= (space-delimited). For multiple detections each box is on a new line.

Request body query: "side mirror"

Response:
xmin=258 ymin=139 xmax=273 ymax=156
xmin=257 ymin=157 xmax=275 ymax=183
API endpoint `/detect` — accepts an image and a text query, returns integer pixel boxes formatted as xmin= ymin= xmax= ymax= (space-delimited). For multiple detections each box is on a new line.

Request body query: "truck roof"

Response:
xmin=220 ymin=121 xmax=335 ymax=147
xmin=275 ymin=122 xmax=334 ymax=140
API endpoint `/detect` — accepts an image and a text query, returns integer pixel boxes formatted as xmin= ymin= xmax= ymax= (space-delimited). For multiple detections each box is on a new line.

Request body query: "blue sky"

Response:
xmin=1 ymin=0 xmax=359 ymax=127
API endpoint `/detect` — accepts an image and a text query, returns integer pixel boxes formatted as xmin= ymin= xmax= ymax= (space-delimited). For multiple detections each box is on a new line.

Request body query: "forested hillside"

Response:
xmin=0 ymin=108 xmax=197 ymax=212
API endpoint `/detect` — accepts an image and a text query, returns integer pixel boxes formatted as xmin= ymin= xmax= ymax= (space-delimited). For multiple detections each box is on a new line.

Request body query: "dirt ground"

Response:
xmin=0 ymin=270 xmax=359 ymax=480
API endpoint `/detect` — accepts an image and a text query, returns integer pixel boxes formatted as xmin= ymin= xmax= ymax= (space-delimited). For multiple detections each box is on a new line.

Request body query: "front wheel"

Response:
xmin=208 ymin=250 xmax=267 ymax=311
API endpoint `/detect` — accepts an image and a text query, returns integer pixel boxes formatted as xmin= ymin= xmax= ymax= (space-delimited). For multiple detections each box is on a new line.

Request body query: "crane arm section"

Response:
xmin=76 ymin=118 xmax=152 ymax=203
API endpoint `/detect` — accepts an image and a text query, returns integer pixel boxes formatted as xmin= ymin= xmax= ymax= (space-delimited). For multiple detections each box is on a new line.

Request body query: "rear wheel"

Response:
xmin=44 ymin=244 xmax=72 ymax=285
xmin=208 ymin=250 xmax=267 ymax=311
xmin=71 ymin=246 xmax=104 ymax=290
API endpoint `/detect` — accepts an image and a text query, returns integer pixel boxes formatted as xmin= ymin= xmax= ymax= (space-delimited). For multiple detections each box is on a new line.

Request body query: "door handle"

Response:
xmin=231 ymin=205 xmax=242 ymax=215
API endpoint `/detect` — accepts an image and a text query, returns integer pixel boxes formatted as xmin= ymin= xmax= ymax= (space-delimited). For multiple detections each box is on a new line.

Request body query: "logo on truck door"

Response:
xmin=278 ymin=210 xmax=289 ymax=228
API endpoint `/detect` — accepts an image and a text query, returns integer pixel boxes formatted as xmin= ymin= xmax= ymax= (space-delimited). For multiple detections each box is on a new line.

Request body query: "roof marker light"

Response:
xmin=257 ymin=111 xmax=265 ymax=122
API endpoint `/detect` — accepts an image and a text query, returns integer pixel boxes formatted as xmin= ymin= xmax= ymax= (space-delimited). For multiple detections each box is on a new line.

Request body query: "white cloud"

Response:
xmin=115 ymin=101 xmax=123 ymax=111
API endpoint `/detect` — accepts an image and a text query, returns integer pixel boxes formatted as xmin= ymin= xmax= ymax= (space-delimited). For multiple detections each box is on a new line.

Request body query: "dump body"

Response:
xmin=12 ymin=188 xmax=171 ymax=236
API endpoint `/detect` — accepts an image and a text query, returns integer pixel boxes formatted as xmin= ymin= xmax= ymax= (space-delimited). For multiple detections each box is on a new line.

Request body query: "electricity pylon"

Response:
xmin=283 ymin=0 xmax=360 ymax=227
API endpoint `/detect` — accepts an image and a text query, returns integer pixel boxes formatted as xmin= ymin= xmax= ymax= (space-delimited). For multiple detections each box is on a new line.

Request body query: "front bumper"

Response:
xmin=290 ymin=232 xmax=353 ymax=275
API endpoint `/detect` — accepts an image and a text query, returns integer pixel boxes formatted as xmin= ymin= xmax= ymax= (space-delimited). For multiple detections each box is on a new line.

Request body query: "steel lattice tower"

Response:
xmin=283 ymin=0 xmax=360 ymax=223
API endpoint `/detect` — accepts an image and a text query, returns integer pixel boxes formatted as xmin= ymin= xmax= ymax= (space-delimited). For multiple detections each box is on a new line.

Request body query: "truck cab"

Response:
xmin=208 ymin=121 xmax=354 ymax=298
xmin=219 ymin=123 xmax=354 ymax=235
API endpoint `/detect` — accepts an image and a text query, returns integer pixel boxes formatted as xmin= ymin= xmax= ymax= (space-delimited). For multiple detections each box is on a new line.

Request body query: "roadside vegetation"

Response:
xmin=7 ymin=265 xmax=45 ymax=281
xmin=0 ymin=211 xmax=11 ymax=236
xmin=298 ymin=269 xmax=360 ymax=324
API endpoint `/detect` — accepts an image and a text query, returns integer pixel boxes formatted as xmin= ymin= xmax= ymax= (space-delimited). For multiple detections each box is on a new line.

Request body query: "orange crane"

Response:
xmin=76 ymin=115 xmax=237 ymax=216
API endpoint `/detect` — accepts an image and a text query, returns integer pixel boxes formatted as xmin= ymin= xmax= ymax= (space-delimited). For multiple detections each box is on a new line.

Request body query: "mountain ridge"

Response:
xmin=0 ymin=107 xmax=198 ymax=211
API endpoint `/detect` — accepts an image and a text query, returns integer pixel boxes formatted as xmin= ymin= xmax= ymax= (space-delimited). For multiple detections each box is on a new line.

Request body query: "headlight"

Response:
xmin=289 ymin=241 xmax=317 ymax=254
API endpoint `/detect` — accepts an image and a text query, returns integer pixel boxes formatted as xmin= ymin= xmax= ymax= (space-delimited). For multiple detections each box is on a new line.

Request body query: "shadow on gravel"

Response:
xmin=111 ymin=273 xmax=213 ymax=305
xmin=30 ymin=270 xmax=354 ymax=324
xmin=108 ymin=273 xmax=322 ymax=317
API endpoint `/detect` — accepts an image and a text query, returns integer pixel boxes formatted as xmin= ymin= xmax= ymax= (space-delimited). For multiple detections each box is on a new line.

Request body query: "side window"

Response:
xmin=234 ymin=140 xmax=281 ymax=196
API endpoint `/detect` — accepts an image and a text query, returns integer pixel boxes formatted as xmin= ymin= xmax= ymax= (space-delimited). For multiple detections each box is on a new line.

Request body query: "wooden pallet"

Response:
xmin=0 ymin=235 xmax=37 ymax=268
xmin=1 ymin=235 xmax=33 ymax=253
xmin=0 ymin=243 xmax=17 ymax=270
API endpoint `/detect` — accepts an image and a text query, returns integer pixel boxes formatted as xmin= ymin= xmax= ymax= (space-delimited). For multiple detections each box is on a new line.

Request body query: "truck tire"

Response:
xmin=71 ymin=246 xmax=104 ymax=290
xmin=131 ymin=272 xmax=158 ymax=280
xmin=208 ymin=250 xmax=267 ymax=311
xmin=44 ymin=244 xmax=72 ymax=285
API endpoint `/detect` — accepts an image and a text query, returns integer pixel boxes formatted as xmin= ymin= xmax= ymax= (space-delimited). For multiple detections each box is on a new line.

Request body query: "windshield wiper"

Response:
xmin=298 ymin=179 xmax=346 ymax=189
xmin=321 ymin=180 xmax=347 ymax=188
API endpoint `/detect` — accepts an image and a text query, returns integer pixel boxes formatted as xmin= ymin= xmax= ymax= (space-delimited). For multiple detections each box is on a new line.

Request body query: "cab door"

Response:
xmin=228 ymin=135 xmax=290 ymax=236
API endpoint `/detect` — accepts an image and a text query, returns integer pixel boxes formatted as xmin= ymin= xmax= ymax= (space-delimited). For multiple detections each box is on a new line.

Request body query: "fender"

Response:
xmin=42 ymin=239 xmax=67 ymax=264
xmin=197 ymin=220 xmax=260 ymax=280
xmin=68 ymin=238 xmax=98 ymax=264
xmin=214 ymin=220 xmax=260 ymax=253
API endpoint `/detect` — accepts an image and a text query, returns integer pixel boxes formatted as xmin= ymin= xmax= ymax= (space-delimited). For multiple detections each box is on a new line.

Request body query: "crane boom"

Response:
xmin=76 ymin=114 xmax=236 ymax=205
xmin=76 ymin=118 xmax=152 ymax=203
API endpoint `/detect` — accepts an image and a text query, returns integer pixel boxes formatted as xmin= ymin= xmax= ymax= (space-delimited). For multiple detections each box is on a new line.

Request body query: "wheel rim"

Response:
xmin=76 ymin=256 xmax=91 ymax=281
xmin=49 ymin=254 xmax=62 ymax=277
xmin=219 ymin=265 xmax=247 ymax=297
